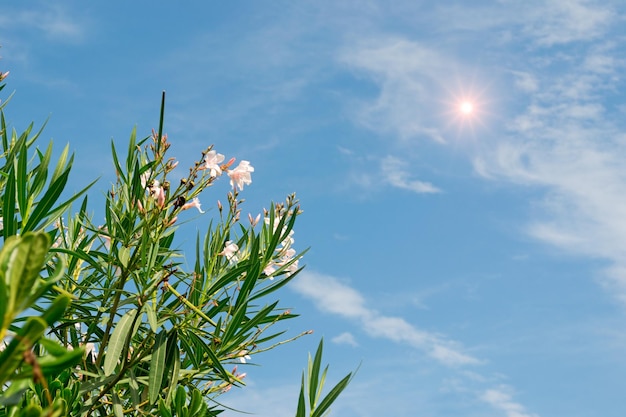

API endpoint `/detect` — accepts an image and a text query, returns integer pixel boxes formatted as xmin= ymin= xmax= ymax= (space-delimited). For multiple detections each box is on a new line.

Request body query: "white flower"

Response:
xmin=281 ymin=230 xmax=295 ymax=248
xmin=182 ymin=197 xmax=205 ymax=213
xmin=140 ymin=169 xmax=152 ymax=188
xmin=85 ymin=342 xmax=97 ymax=363
xmin=149 ymin=180 xmax=166 ymax=208
xmin=202 ymin=150 xmax=225 ymax=178
xmin=220 ymin=241 xmax=239 ymax=264
xmin=286 ymin=258 xmax=299 ymax=276
xmin=238 ymin=350 xmax=252 ymax=363
xmin=227 ymin=161 xmax=254 ymax=191
xmin=264 ymin=211 xmax=283 ymax=232
xmin=281 ymin=247 xmax=296 ymax=260
xmin=263 ymin=263 xmax=277 ymax=277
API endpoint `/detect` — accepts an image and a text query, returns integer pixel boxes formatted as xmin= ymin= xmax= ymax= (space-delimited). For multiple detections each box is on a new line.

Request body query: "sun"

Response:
xmin=439 ymin=74 xmax=493 ymax=142
xmin=459 ymin=101 xmax=474 ymax=115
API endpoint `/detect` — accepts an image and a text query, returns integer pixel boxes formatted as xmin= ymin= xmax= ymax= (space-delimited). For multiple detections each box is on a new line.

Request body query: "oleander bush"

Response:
xmin=0 ymin=70 xmax=351 ymax=417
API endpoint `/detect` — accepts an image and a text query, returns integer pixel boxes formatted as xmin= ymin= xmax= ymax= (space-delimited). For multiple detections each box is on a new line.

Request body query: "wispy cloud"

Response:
xmin=292 ymin=271 xmax=478 ymax=366
xmin=292 ymin=270 xmax=540 ymax=415
xmin=381 ymin=155 xmax=441 ymax=194
xmin=331 ymin=332 xmax=359 ymax=347
xmin=474 ymin=27 xmax=626 ymax=302
xmin=510 ymin=71 xmax=539 ymax=93
xmin=482 ymin=387 xmax=538 ymax=417
xmin=220 ymin=378 xmax=297 ymax=417
xmin=521 ymin=0 xmax=616 ymax=46
xmin=337 ymin=1 xmax=626 ymax=307
xmin=0 ymin=5 xmax=87 ymax=42
xmin=339 ymin=37 xmax=453 ymax=143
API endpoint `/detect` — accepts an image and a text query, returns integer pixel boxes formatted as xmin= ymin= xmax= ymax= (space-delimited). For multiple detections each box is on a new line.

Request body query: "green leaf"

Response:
xmin=0 ymin=317 xmax=47 ymax=384
xmin=187 ymin=330 xmax=229 ymax=382
xmin=146 ymin=300 xmax=158 ymax=332
xmin=188 ymin=388 xmax=203 ymax=416
xmin=15 ymin=141 xmax=28 ymax=224
xmin=39 ymin=337 xmax=71 ymax=357
xmin=309 ymin=339 xmax=324 ymax=409
xmin=295 ymin=374 xmax=306 ymax=417
xmin=30 ymin=142 xmax=52 ymax=199
xmin=112 ymin=391 xmax=123 ymax=417
xmin=149 ymin=330 xmax=168 ymax=404
xmin=50 ymin=143 xmax=70 ymax=184
xmin=118 ymin=246 xmax=130 ymax=268
xmin=310 ymin=373 xmax=352 ymax=417
xmin=7 ymin=232 xmax=51 ymax=314
xmin=104 ymin=309 xmax=137 ymax=376
xmin=159 ymin=398 xmax=173 ymax=417
xmin=110 ymin=140 xmax=126 ymax=183
xmin=39 ymin=294 xmax=71 ymax=326
xmin=0 ymin=110 xmax=7 ymax=150
xmin=165 ymin=331 xmax=180 ymax=407
xmin=0 ymin=277 xmax=7 ymax=332
xmin=3 ymin=164 xmax=16 ymax=238
xmin=23 ymin=165 xmax=71 ymax=232
xmin=221 ymin=301 xmax=249 ymax=349
xmin=18 ymin=348 xmax=85 ymax=380
xmin=175 ymin=385 xmax=186 ymax=417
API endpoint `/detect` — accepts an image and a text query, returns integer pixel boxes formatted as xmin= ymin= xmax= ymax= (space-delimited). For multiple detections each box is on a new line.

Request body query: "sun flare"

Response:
xmin=442 ymin=79 xmax=491 ymax=140
xmin=460 ymin=101 xmax=474 ymax=115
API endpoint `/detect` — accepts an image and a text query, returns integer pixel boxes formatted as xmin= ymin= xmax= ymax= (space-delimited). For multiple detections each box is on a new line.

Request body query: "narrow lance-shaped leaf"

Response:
xmin=165 ymin=331 xmax=180 ymax=407
xmin=112 ymin=391 xmax=123 ymax=417
xmin=149 ymin=330 xmax=168 ymax=404
xmin=295 ymin=373 xmax=306 ymax=417
xmin=50 ymin=143 xmax=70 ymax=185
xmin=104 ymin=309 xmax=137 ymax=376
xmin=310 ymin=373 xmax=352 ymax=417
xmin=29 ymin=141 xmax=52 ymax=199
xmin=15 ymin=141 xmax=28 ymax=224
xmin=0 ymin=277 xmax=7 ymax=334
xmin=3 ymin=165 xmax=16 ymax=238
xmin=309 ymin=338 xmax=324 ymax=409
xmin=23 ymin=165 xmax=71 ymax=232
xmin=146 ymin=300 xmax=158 ymax=332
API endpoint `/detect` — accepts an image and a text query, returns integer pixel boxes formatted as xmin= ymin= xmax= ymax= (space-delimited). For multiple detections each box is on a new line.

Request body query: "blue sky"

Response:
xmin=2 ymin=1 xmax=626 ymax=416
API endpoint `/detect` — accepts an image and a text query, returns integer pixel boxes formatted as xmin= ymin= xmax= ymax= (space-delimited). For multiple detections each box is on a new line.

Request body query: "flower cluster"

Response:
xmin=138 ymin=147 xmax=254 ymax=221
xmin=199 ymin=150 xmax=254 ymax=191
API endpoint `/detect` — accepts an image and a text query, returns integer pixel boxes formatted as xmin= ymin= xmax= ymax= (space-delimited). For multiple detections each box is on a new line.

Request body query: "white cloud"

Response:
xmin=0 ymin=5 xmax=86 ymax=41
xmin=521 ymin=0 xmax=615 ymax=46
xmin=292 ymin=271 xmax=478 ymax=366
xmin=220 ymin=378 xmax=296 ymax=417
xmin=331 ymin=332 xmax=359 ymax=347
xmin=340 ymin=37 xmax=453 ymax=143
xmin=482 ymin=387 xmax=539 ymax=417
xmin=292 ymin=271 xmax=540 ymax=415
xmin=381 ymin=156 xmax=441 ymax=194
xmin=474 ymin=24 xmax=626 ymax=303
xmin=511 ymin=71 xmax=539 ymax=93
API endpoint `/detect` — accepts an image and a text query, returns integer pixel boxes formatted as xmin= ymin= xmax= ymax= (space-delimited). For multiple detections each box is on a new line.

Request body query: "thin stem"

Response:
xmin=165 ymin=282 xmax=218 ymax=327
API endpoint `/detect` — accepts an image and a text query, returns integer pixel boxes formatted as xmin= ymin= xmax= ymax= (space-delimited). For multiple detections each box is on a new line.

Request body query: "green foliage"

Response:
xmin=0 ymin=74 xmax=352 ymax=416
xmin=295 ymin=339 xmax=353 ymax=417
